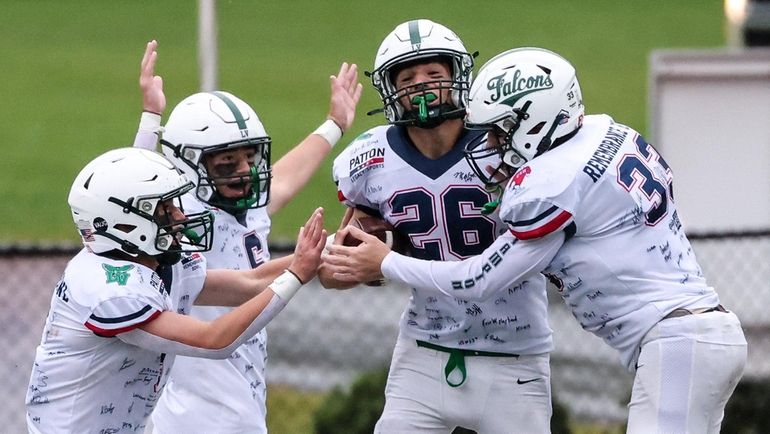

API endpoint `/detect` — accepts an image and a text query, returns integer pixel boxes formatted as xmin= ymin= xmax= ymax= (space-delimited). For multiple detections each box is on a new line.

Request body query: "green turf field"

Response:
xmin=0 ymin=0 xmax=725 ymax=242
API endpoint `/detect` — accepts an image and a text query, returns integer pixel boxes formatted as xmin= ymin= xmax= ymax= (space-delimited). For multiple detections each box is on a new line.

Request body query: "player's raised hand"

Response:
xmin=325 ymin=226 xmax=390 ymax=283
xmin=287 ymin=208 xmax=327 ymax=283
xmin=327 ymin=62 xmax=363 ymax=132
xmin=140 ymin=40 xmax=166 ymax=115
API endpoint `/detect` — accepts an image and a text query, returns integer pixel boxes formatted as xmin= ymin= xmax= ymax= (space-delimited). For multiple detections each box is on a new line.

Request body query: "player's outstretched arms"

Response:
xmin=118 ymin=208 xmax=326 ymax=359
xmin=267 ymin=63 xmax=363 ymax=215
xmin=331 ymin=229 xmax=565 ymax=302
xmin=194 ymin=255 xmax=292 ymax=307
xmin=133 ymin=39 xmax=165 ymax=150
xmin=195 ymin=208 xmax=326 ymax=306
xmin=124 ymin=291 xmax=279 ymax=359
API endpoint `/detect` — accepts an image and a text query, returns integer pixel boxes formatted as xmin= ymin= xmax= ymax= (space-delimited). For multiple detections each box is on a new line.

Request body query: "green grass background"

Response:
xmin=0 ymin=0 xmax=726 ymax=243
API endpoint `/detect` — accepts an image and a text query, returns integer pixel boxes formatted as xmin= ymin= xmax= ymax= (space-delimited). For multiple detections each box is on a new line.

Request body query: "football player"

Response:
xmin=25 ymin=147 xmax=325 ymax=433
xmin=320 ymin=20 xmax=554 ymax=433
xmin=327 ymin=47 xmax=748 ymax=434
xmin=132 ymin=41 xmax=361 ymax=433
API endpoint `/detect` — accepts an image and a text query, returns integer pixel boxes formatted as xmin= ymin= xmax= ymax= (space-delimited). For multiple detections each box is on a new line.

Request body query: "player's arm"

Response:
xmin=133 ymin=39 xmax=165 ymax=151
xmin=193 ymin=255 xmax=292 ymax=306
xmin=195 ymin=208 xmax=324 ymax=306
xmin=318 ymin=206 xmax=365 ymax=289
xmin=119 ymin=208 xmax=326 ymax=359
xmin=267 ymin=62 xmax=363 ymax=215
xmin=327 ymin=226 xmax=564 ymax=301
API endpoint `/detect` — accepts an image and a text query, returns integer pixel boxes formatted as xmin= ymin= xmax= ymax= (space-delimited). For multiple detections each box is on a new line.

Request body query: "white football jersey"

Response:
xmin=383 ymin=115 xmax=720 ymax=369
xmin=151 ymin=194 xmax=272 ymax=433
xmin=333 ymin=125 xmax=553 ymax=355
xmin=26 ymin=249 xmax=205 ymax=433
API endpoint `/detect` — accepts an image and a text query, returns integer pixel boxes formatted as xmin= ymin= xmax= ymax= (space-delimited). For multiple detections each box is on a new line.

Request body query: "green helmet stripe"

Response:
xmin=408 ymin=20 xmax=421 ymax=46
xmin=211 ymin=91 xmax=247 ymax=130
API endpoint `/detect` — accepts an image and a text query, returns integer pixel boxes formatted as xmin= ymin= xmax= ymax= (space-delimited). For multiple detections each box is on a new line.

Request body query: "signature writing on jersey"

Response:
xmin=119 ymin=357 xmax=136 ymax=371
xmin=450 ymin=240 xmax=514 ymax=290
xmin=100 ymin=403 xmax=116 ymax=414
xmin=482 ymin=316 xmax=518 ymax=327
xmin=507 ymin=281 xmax=527 ymax=294
xmin=485 ymin=333 xmax=506 ymax=343
xmin=28 ymin=366 xmax=50 ymax=405
xmin=453 ymin=171 xmax=475 ymax=182
xmin=466 ymin=304 xmax=483 ymax=316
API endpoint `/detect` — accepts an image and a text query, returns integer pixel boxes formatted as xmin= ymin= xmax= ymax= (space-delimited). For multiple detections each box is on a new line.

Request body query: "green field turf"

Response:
xmin=0 ymin=0 xmax=725 ymax=242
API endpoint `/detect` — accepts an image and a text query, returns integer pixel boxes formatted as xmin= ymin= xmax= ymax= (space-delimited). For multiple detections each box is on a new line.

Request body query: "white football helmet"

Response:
xmin=161 ymin=91 xmax=272 ymax=213
xmin=464 ymin=47 xmax=584 ymax=184
xmin=68 ymin=148 xmax=213 ymax=262
xmin=369 ymin=19 xmax=475 ymax=128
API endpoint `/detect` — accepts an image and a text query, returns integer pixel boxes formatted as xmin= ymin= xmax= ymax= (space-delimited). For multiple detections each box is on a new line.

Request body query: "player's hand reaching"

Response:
xmin=327 ymin=62 xmax=363 ymax=133
xmin=324 ymin=225 xmax=391 ymax=283
xmin=140 ymin=40 xmax=166 ymax=115
xmin=287 ymin=208 xmax=327 ymax=283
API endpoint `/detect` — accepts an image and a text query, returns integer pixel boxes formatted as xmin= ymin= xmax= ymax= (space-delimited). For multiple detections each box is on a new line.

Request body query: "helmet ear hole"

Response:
xmin=114 ymin=224 xmax=136 ymax=234
xmin=527 ymin=122 xmax=546 ymax=135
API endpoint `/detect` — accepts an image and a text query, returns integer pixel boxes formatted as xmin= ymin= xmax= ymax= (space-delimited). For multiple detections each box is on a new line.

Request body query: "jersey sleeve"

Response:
xmin=381 ymin=230 xmax=564 ymax=301
xmin=498 ymin=162 xmax=578 ymax=240
xmin=85 ymin=294 xmax=165 ymax=337
xmin=331 ymin=130 xmax=382 ymax=211
xmin=504 ymin=201 xmax=574 ymax=240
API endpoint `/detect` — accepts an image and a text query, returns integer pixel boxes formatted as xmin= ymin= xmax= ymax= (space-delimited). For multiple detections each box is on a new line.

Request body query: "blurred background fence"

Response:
xmin=4 ymin=230 xmax=769 ymax=433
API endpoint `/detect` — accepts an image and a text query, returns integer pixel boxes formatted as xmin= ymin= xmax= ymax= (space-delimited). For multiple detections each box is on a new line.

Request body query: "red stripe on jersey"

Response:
xmin=337 ymin=190 xmax=347 ymax=202
xmin=510 ymin=210 xmax=573 ymax=240
xmin=85 ymin=309 xmax=162 ymax=337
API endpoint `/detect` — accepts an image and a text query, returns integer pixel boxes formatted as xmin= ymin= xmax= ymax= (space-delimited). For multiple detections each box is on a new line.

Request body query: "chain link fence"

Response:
xmin=4 ymin=231 xmax=769 ymax=432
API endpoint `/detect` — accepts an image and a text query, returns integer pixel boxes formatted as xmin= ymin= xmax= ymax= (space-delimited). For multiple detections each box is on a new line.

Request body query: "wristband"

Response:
xmin=139 ymin=111 xmax=163 ymax=133
xmin=312 ymin=119 xmax=343 ymax=148
xmin=270 ymin=270 xmax=303 ymax=301
xmin=323 ymin=233 xmax=337 ymax=252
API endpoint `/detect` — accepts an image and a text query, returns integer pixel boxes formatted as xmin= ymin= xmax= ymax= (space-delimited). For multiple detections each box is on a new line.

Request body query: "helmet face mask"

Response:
xmin=464 ymin=47 xmax=584 ymax=183
xmin=69 ymin=148 xmax=214 ymax=262
xmin=370 ymin=19 xmax=474 ymax=128
xmin=161 ymin=91 xmax=272 ymax=214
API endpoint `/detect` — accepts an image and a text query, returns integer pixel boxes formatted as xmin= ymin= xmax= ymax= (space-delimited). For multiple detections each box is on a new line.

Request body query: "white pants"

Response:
xmin=627 ymin=311 xmax=747 ymax=434
xmin=375 ymin=336 xmax=552 ymax=434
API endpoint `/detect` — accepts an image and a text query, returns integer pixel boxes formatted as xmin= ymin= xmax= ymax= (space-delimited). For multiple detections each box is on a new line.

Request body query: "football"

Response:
xmin=342 ymin=216 xmax=410 ymax=255
xmin=340 ymin=216 xmax=409 ymax=287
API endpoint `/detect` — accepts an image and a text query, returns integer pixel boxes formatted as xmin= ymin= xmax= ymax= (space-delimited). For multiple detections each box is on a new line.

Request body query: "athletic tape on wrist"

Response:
xmin=312 ymin=119 xmax=343 ymax=148
xmin=270 ymin=270 xmax=303 ymax=301
xmin=139 ymin=111 xmax=162 ymax=133
xmin=323 ymin=233 xmax=337 ymax=252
